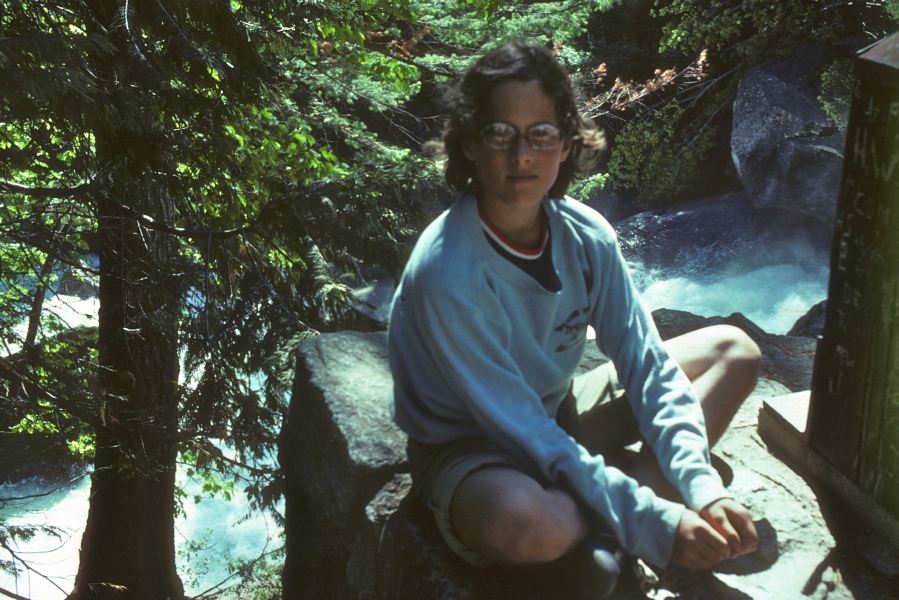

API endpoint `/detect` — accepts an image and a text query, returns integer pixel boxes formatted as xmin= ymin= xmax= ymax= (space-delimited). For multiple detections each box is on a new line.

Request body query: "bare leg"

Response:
xmin=450 ymin=466 xmax=591 ymax=566
xmin=630 ymin=325 xmax=762 ymax=496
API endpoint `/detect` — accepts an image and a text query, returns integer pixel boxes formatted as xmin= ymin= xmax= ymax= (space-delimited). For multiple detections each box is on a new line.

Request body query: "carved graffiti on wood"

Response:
xmin=810 ymin=32 xmax=899 ymax=521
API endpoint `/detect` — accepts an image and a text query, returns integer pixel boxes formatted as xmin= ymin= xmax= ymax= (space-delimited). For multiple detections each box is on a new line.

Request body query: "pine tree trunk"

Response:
xmin=66 ymin=3 xmax=188 ymax=595
xmin=68 ymin=187 xmax=185 ymax=599
xmin=70 ymin=434 xmax=183 ymax=600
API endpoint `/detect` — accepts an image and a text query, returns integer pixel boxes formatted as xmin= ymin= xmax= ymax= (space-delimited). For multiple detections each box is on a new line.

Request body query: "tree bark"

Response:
xmin=67 ymin=183 xmax=185 ymax=600
xmin=62 ymin=3 xmax=190 ymax=596
xmin=64 ymin=1 xmax=190 ymax=595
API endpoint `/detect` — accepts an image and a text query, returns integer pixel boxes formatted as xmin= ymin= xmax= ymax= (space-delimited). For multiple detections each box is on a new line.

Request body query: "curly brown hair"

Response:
xmin=435 ymin=40 xmax=605 ymax=199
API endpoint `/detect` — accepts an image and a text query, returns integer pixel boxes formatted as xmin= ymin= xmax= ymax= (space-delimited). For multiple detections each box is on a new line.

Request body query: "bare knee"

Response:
xmin=665 ymin=325 xmax=760 ymax=384
xmin=452 ymin=470 xmax=586 ymax=565
xmin=483 ymin=486 xmax=582 ymax=564
xmin=713 ymin=325 xmax=762 ymax=380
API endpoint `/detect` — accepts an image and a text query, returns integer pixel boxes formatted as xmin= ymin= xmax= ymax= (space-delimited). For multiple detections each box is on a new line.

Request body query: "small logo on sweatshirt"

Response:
xmin=554 ymin=305 xmax=590 ymax=352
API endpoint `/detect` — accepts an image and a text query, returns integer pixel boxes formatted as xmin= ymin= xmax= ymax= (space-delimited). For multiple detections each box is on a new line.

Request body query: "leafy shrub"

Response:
xmin=817 ymin=58 xmax=854 ymax=128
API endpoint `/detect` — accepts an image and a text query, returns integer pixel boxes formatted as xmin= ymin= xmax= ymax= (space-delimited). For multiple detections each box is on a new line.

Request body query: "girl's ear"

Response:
xmin=462 ymin=140 xmax=475 ymax=161
xmin=559 ymin=137 xmax=573 ymax=163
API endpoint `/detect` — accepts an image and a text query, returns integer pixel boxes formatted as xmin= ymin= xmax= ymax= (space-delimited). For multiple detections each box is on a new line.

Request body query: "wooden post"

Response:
xmin=809 ymin=31 xmax=899 ymax=522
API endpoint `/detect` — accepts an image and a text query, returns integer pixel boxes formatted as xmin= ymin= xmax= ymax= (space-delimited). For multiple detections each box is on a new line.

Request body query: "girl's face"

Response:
xmin=463 ymin=79 xmax=571 ymax=217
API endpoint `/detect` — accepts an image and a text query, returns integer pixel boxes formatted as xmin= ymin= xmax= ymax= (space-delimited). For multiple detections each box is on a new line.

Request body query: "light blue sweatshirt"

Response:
xmin=388 ymin=194 xmax=728 ymax=567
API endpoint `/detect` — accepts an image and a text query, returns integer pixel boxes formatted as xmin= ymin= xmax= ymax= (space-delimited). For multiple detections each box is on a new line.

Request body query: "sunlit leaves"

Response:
xmin=0 ymin=1 xmax=480 ymax=563
xmin=332 ymin=47 xmax=422 ymax=101
xmin=411 ymin=0 xmax=616 ymax=54
xmin=653 ymin=0 xmax=826 ymax=64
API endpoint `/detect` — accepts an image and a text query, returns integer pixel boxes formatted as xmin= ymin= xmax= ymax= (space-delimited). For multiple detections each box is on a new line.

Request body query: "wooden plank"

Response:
xmin=809 ymin=35 xmax=899 ymax=522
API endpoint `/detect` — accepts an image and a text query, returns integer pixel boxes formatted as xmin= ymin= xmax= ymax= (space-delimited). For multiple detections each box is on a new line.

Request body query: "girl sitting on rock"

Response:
xmin=388 ymin=40 xmax=760 ymax=599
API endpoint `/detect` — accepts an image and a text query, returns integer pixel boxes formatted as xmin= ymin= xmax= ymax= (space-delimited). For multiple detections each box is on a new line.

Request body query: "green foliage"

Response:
xmin=11 ymin=412 xmax=60 ymax=435
xmin=1 ymin=0 xmax=434 ymax=474
xmin=65 ymin=433 xmax=96 ymax=460
xmin=609 ymin=0 xmax=836 ymax=205
xmin=654 ymin=0 xmax=828 ymax=63
xmin=817 ymin=58 xmax=854 ymax=128
xmin=0 ymin=0 xmax=458 ymax=593
xmin=225 ymin=544 xmax=286 ymax=600
xmin=176 ymin=531 xmax=284 ymax=599
xmin=567 ymin=172 xmax=608 ymax=200
xmin=409 ymin=0 xmax=618 ymax=79
xmin=176 ymin=530 xmax=218 ymax=591
xmin=607 ymin=97 xmax=720 ymax=206
xmin=879 ymin=0 xmax=899 ymax=22
xmin=414 ymin=0 xmax=616 ymax=47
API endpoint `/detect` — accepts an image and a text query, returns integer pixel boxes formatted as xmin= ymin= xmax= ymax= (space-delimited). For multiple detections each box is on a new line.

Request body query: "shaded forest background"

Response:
xmin=1 ymin=1 xmax=897 ymax=598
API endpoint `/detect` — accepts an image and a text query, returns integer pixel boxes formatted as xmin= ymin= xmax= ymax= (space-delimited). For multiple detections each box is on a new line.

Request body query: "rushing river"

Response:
xmin=0 ymin=462 xmax=282 ymax=600
xmin=633 ymin=261 xmax=829 ymax=335
xmin=0 ymin=292 xmax=283 ymax=600
xmin=0 ymin=247 xmax=829 ymax=599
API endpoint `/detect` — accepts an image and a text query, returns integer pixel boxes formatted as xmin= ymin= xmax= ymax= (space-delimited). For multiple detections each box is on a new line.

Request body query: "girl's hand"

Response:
xmin=671 ymin=509 xmax=732 ymax=570
xmin=700 ymin=498 xmax=759 ymax=558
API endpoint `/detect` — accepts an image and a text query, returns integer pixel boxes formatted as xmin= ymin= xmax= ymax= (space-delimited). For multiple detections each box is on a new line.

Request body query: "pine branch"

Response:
xmin=105 ymin=196 xmax=248 ymax=240
xmin=0 ymin=327 xmax=101 ymax=429
xmin=0 ymin=473 xmax=88 ymax=503
xmin=0 ymin=180 xmax=94 ymax=198
xmin=0 ymin=584 xmax=31 ymax=600
xmin=191 ymin=544 xmax=284 ymax=599
xmin=183 ymin=440 xmax=277 ymax=478
xmin=0 ymin=538 xmax=68 ymax=598
xmin=235 ymin=230 xmax=313 ymax=330
xmin=297 ymin=54 xmax=434 ymax=144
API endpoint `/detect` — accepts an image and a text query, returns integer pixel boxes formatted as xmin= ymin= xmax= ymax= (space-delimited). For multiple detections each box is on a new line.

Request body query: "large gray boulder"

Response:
xmin=278 ymin=331 xmax=407 ymax=600
xmin=787 ymin=299 xmax=828 ymax=338
xmin=731 ymin=43 xmax=848 ymax=224
xmin=277 ymin=310 xmax=868 ymax=599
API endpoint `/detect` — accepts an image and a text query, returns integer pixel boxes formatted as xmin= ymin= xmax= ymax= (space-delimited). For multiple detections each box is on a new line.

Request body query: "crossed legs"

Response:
xmin=449 ymin=325 xmax=762 ymax=567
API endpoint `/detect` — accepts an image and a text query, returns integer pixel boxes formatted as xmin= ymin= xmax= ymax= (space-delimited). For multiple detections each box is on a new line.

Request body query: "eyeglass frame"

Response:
xmin=479 ymin=121 xmax=565 ymax=151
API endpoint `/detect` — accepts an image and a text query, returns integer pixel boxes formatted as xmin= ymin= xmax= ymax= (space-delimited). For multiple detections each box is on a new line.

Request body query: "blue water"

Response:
xmin=632 ymin=261 xmax=829 ymax=335
xmin=0 ymin=464 xmax=282 ymax=599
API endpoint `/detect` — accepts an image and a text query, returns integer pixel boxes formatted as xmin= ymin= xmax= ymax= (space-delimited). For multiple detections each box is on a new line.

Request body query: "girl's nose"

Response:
xmin=512 ymin=134 xmax=534 ymax=160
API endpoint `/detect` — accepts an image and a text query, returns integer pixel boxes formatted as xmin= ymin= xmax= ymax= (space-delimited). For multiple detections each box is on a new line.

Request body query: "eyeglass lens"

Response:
xmin=482 ymin=122 xmax=562 ymax=150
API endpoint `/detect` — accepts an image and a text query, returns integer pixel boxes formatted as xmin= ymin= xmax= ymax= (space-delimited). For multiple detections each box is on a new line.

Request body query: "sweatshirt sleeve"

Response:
xmin=590 ymin=226 xmax=729 ymax=515
xmin=391 ymin=268 xmax=688 ymax=567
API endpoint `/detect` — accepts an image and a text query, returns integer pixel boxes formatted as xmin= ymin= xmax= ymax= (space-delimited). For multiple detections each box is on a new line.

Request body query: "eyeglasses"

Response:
xmin=481 ymin=122 xmax=564 ymax=151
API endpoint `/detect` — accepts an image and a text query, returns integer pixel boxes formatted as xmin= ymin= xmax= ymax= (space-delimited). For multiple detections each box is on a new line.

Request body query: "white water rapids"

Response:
xmin=0 ymin=295 xmax=282 ymax=600
xmin=0 ymin=467 xmax=282 ymax=599
xmin=632 ymin=261 xmax=829 ymax=335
